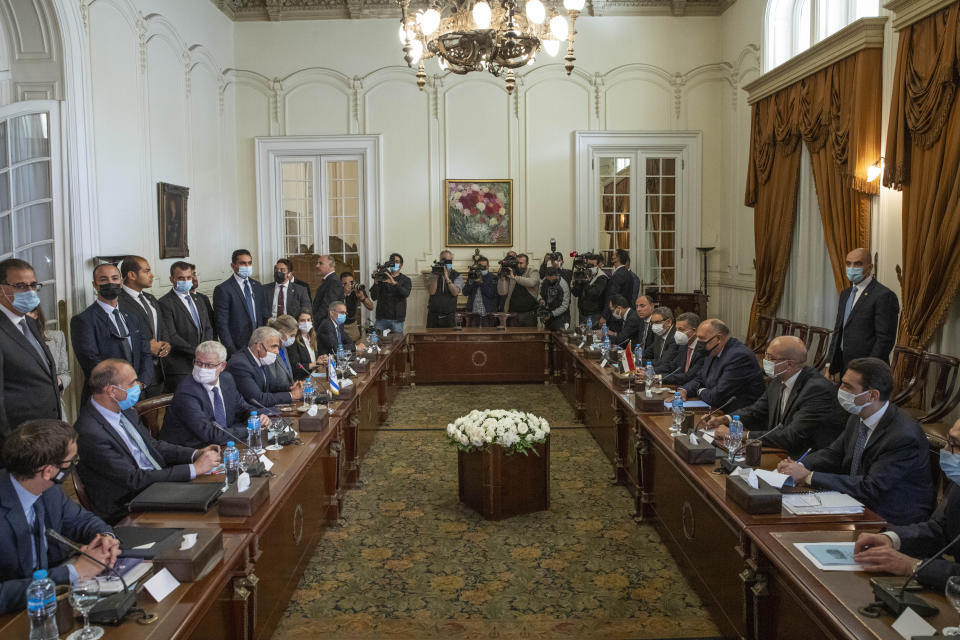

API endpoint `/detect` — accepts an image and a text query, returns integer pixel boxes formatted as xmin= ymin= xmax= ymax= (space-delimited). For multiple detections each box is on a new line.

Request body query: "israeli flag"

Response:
xmin=328 ymin=358 xmax=340 ymax=395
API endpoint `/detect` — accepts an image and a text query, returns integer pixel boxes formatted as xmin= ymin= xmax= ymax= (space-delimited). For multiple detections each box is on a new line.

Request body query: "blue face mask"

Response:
xmin=174 ymin=280 xmax=193 ymax=294
xmin=941 ymin=449 xmax=960 ymax=485
xmin=116 ymin=383 xmax=141 ymax=410
xmin=390 ymin=265 xmax=400 ymax=273
xmin=237 ymin=266 xmax=253 ymax=279
xmin=336 ymin=313 xmax=347 ymax=325
xmin=11 ymin=290 xmax=40 ymax=314
xmin=480 ymin=270 xmax=489 ymax=276
xmin=846 ymin=266 xmax=865 ymax=284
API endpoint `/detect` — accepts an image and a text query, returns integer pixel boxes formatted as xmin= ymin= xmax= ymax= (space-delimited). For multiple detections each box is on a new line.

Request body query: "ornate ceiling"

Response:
xmin=210 ymin=0 xmax=736 ymax=21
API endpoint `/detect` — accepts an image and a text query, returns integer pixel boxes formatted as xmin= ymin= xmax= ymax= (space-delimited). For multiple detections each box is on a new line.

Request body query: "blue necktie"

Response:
xmin=185 ymin=294 xmax=202 ymax=333
xmin=243 ymin=280 xmax=256 ymax=325
xmin=118 ymin=413 xmax=161 ymax=470
xmin=849 ymin=421 xmax=869 ymax=477
xmin=212 ymin=386 xmax=227 ymax=428
xmin=279 ymin=348 xmax=291 ymax=373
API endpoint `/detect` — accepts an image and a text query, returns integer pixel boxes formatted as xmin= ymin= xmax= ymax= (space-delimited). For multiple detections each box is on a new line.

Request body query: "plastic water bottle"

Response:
xmin=336 ymin=345 xmax=346 ymax=366
xmin=601 ymin=335 xmax=611 ymax=361
xmin=370 ymin=331 xmax=380 ymax=352
xmin=303 ymin=379 xmax=315 ymax=405
xmin=644 ymin=361 xmax=655 ymax=396
xmin=728 ymin=415 xmax=744 ymax=463
xmin=586 ymin=316 xmax=593 ymax=332
xmin=224 ymin=441 xmax=239 ymax=488
xmin=247 ymin=412 xmax=263 ymax=454
xmin=27 ymin=570 xmax=58 ymax=640
xmin=671 ymin=391 xmax=684 ymax=432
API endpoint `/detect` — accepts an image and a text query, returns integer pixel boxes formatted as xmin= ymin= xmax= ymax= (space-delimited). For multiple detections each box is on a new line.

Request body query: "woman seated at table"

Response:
xmin=288 ymin=311 xmax=329 ymax=380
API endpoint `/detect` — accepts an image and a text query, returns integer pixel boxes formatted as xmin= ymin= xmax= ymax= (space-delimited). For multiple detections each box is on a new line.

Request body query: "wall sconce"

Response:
xmin=867 ymin=158 xmax=884 ymax=182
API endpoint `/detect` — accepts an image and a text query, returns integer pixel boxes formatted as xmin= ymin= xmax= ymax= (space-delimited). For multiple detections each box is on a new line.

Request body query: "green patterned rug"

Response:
xmin=272 ymin=428 xmax=719 ymax=639
xmin=384 ymin=384 xmax=581 ymax=428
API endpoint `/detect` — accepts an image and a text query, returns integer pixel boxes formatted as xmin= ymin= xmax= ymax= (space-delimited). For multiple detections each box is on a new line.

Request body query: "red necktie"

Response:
xmin=277 ymin=285 xmax=285 ymax=316
xmin=685 ymin=346 xmax=693 ymax=372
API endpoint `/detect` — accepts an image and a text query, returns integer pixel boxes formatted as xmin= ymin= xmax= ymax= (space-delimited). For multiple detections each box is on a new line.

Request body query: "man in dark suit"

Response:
xmin=119 ymin=256 xmax=171 ymax=397
xmin=607 ymin=295 xmax=641 ymax=349
xmin=317 ymin=300 xmax=360 ymax=355
xmin=0 ymin=259 xmax=61 ymax=451
xmin=778 ymin=357 xmax=935 ymax=525
xmin=680 ymin=318 xmax=765 ymax=411
xmin=601 ymin=249 xmax=634 ymax=332
xmin=854 ymin=420 xmax=960 ymax=590
xmin=225 ymin=326 xmax=303 ymax=408
xmin=312 ymin=254 xmax=344 ymax=328
xmin=191 ymin=267 xmax=216 ymax=338
xmin=213 ymin=249 xmax=266 ymax=355
xmin=664 ymin=312 xmax=705 ymax=385
xmin=263 ymin=258 xmax=311 ymax=320
xmin=827 ymin=248 xmax=900 ymax=376
xmin=161 ymin=341 xmax=270 ymax=448
xmin=0 ymin=419 xmax=119 ymax=614
xmin=75 ymin=359 xmax=221 ymax=523
xmin=650 ymin=306 xmax=681 ymax=374
xmin=629 ymin=295 xmax=658 ymax=359
xmin=159 ymin=261 xmax=215 ymax=392
xmin=71 ymin=263 xmax=154 ymax=396
xmin=710 ymin=336 xmax=846 ymax=458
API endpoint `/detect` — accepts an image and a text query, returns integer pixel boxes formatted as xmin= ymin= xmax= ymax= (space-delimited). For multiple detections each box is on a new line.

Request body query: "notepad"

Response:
xmin=795 ymin=542 xmax=863 ymax=571
xmin=663 ymin=399 xmax=710 ymax=409
xmin=782 ymin=491 xmax=864 ymax=515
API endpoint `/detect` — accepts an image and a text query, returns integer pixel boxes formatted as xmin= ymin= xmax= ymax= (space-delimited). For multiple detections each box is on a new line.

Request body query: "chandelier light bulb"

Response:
xmin=438 ymin=57 xmax=449 ymax=71
xmin=421 ymin=8 xmax=441 ymax=35
xmin=398 ymin=23 xmax=407 ymax=43
xmin=543 ymin=39 xmax=560 ymax=56
xmin=563 ymin=0 xmax=585 ymax=11
xmin=549 ymin=15 xmax=569 ymax=41
xmin=473 ymin=1 xmax=492 ymax=29
xmin=525 ymin=0 xmax=546 ymax=24
xmin=409 ymin=39 xmax=424 ymax=64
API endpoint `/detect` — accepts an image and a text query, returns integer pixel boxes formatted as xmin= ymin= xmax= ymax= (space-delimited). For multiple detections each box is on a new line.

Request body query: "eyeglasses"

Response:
xmin=193 ymin=360 xmax=222 ymax=369
xmin=1 ymin=281 xmax=43 ymax=291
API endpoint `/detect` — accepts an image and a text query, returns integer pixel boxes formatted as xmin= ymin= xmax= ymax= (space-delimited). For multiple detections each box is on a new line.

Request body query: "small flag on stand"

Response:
xmin=621 ymin=341 xmax=636 ymax=372
xmin=328 ymin=359 xmax=340 ymax=395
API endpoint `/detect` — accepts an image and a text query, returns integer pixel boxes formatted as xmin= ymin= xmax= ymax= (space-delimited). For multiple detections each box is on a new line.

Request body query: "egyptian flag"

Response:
xmin=621 ymin=341 xmax=636 ymax=372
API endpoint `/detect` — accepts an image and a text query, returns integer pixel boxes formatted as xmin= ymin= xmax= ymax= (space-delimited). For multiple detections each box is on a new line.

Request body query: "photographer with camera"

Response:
xmin=340 ymin=271 xmax=374 ymax=343
xmin=539 ymin=239 xmax=573 ymax=285
xmin=538 ymin=265 xmax=571 ymax=330
xmin=571 ymin=252 xmax=608 ymax=326
xmin=463 ymin=255 xmax=499 ymax=326
xmin=497 ymin=253 xmax=540 ymax=327
xmin=426 ymin=250 xmax=463 ymax=328
xmin=369 ymin=253 xmax=412 ymax=335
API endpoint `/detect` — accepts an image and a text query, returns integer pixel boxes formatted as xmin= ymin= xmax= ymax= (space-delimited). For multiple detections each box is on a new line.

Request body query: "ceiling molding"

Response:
xmin=884 ymin=0 xmax=956 ymax=30
xmin=743 ymin=16 xmax=886 ymax=105
xmin=209 ymin=0 xmax=735 ymax=21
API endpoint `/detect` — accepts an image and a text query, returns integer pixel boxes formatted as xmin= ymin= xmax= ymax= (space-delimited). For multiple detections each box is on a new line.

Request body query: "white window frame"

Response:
xmin=574 ymin=131 xmax=701 ymax=293
xmin=764 ymin=0 xmax=880 ymax=71
xmin=254 ymin=135 xmax=384 ymax=282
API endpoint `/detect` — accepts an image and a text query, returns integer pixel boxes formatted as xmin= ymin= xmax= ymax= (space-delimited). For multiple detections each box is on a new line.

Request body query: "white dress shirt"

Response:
xmin=849 ymin=274 xmax=874 ymax=311
xmin=122 ymin=285 xmax=158 ymax=334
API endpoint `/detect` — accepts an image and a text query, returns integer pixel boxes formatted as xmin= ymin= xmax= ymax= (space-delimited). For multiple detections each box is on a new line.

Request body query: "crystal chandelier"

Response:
xmin=397 ymin=0 xmax=586 ymax=94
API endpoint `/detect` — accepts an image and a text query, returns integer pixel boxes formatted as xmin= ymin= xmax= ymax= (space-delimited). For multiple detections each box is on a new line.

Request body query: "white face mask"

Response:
xmin=651 ymin=323 xmax=665 ymax=336
xmin=762 ymin=358 xmax=789 ymax=378
xmin=281 ymin=336 xmax=295 ymax=347
xmin=298 ymin=321 xmax=313 ymax=333
xmin=674 ymin=331 xmax=690 ymax=346
xmin=192 ymin=366 xmax=218 ymax=385
xmin=259 ymin=350 xmax=278 ymax=366
xmin=837 ymin=388 xmax=871 ymax=415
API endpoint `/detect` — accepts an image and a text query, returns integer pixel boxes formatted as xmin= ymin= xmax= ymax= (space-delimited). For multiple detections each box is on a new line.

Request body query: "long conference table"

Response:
xmin=0 ymin=328 xmax=952 ymax=639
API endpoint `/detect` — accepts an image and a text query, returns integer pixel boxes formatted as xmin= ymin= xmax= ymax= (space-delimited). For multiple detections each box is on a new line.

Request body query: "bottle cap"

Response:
xmin=732 ymin=415 xmax=740 ymax=421
xmin=33 ymin=570 xmax=47 ymax=580
xmin=647 ymin=361 xmax=652 ymax=365
xmin=227 ymin=441 xmax=235 ymax=447
xmin=251 ymin=411 xmax=258 ymax=416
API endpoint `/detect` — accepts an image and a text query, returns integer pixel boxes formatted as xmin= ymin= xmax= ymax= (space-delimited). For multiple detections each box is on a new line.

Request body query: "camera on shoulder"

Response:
xmin=431 ymin=258 xmax=452 ymax=275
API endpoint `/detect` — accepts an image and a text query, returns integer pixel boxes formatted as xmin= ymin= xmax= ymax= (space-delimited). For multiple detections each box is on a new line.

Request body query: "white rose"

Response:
xmin=517 ymin=423 xmax=528 ymax=434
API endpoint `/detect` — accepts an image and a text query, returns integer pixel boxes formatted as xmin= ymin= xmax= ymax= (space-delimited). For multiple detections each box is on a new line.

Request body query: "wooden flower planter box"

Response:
xmin=457 ymin=439 xmax=550 ymax=520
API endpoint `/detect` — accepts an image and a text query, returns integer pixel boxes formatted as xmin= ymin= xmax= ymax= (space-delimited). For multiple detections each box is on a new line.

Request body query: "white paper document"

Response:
xmin=144 ymin=568 xmax=180 ymax=603
xmin=259 ymin=454 xmax=275 ymax=471
xmin=701 ymin=428 xmax=716 ymax=444
xmin=891 ymin=606 xmax=937 ymax=639
xmin=753 ymin=468 xmax=791 ymax=489
xmin=782 ymin=491 xmax=864 ymax=515
xmin=179 ymin=533 xmax=198 ymax=551
xmin=795 ymin=542 xmax=864 ymax=571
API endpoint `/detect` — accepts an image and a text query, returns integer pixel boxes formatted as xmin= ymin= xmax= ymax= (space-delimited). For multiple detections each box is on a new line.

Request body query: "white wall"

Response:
xmin=233 ymin=16 xmax=732 ymax=328
xmin=84 ymin=0 xmax=238 ymax=298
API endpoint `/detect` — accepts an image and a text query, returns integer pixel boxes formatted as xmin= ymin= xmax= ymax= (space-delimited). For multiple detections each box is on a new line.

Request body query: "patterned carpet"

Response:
xmin=272 ymin=385 xmax=720 ymax=640
xmin=383 ymin=384 xmax=581 ymax=428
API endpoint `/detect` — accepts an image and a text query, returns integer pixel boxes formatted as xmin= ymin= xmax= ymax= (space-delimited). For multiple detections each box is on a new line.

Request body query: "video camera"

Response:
xmin=467 ymin=249 xmax=486 ymax=281
xmin=373 ymin=259 xmax=398 ymax=282
xmin=570 ymin=250 xmax=601 ymax=284
xmin=499 ymin=255 xmax=519 ymax=276
xmin=431 ymin=258 xmax=452 ymax=275
xmin=546 ymin=237 xmax=562 ymax=263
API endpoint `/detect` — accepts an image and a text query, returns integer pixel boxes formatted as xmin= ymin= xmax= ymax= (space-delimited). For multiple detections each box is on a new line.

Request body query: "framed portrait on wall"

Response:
xmin=444 ymin=179 xmax=513 ymax=247
xmin=157 ymin=182 xmax=189 ymax=259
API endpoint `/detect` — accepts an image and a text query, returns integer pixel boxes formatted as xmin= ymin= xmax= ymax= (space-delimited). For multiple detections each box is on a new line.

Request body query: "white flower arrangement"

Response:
xmin=446 ymin=409 xmax=550 ymax=455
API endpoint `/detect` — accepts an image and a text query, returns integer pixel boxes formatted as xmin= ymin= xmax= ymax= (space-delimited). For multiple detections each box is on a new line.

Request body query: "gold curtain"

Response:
xmin=883 ymin=3 xmax=960 ymax=349
xmin=744 ymin=48 xmax=882 ymax=346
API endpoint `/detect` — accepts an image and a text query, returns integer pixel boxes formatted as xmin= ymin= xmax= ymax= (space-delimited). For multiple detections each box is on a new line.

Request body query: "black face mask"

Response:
xmin=51 ymin=459 xmax=75 ymax=485
xmin=274 ymin=272 xmax=287 ymax=284
xmin=98 ymin=283 xmax=122 ymax=300
xmin=694 ymin=341 xmax=709 ymax=354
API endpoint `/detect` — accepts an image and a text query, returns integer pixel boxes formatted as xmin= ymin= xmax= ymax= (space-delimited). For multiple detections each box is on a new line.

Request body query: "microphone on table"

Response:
xmin=45 ymin=530 xmax=136 ymax=624
xmin=868 ymin=529 xmax=960 ymax=617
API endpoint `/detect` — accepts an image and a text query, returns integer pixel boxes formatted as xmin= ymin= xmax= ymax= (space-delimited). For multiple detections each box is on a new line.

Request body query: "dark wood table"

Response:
xmin=407 ymin=328 xmax=550 ymax=384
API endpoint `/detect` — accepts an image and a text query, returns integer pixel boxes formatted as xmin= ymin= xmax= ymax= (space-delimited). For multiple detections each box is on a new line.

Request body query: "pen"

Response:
xmin=796 ymin=448 xmax=812 ymax=464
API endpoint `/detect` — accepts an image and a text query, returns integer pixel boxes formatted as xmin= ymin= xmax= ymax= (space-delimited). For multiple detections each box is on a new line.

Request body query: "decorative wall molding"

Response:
xmin=743 ymin=16 xmax=886 ymax=104
xmin=884 ymin=0 xmax=956 ymax=30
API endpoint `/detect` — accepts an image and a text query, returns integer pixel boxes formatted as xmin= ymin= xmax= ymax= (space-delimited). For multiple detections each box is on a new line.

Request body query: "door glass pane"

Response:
xmin=14 ymin=202 xmax=53 ymax=245
xmin=598 ymin=156 xmax=631 ymax=266
xmin=643 ymin=156 xmax=678 ymax=292
xmin=327 ymin=159 xmax=362 ymax=274
xmin=0 ymin=214 xmax=10 ymax=255
xmin=12 ymin=161 xmax=51 ymax=206
xmin=10 ymin=113 xmax=49 ymax=163
xmin=19 ymin=242 xmax=54 ymax=281
xmin=0 ymin=172 xmax=8 ymax=212
xmin=0 ymin=122 xmax=7 ymax=170
xmin=280 ymin=160 xmax=314 ymax=255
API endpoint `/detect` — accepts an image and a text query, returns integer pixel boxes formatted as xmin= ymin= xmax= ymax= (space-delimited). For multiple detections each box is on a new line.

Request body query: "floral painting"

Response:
xmin=444 ymin=179 xmax=513 ymax=247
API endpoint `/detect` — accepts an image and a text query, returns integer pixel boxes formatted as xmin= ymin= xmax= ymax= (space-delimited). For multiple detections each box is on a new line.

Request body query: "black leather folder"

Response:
xmin=127 ymin=482 xmax=222 ymax=513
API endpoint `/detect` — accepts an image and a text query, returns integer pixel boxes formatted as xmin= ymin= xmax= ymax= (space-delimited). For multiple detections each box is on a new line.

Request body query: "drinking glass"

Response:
xmin=944 ymin=576 xmax=960 ymax=635
xmin=67 ymin=579 xmax=103 ymax=640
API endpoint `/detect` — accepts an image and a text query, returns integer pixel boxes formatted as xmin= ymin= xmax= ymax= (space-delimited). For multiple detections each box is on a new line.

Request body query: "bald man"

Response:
xmin=710 ymin=336 xmax=846 ymax=458
xmin=679 ymin=318 xmax=764 ymax=411
xmin=827 ymin=248 xmax=900 ymax=375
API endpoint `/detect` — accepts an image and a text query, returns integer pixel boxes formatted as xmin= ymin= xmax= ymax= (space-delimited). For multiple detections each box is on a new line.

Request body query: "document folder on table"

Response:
xmin=781 ymin=491 xmax=864 ymax=515
xmin=114 ymin=526 xmax=182 ymax=558
xmin=127 ymin=482 xmax=223 ymax=513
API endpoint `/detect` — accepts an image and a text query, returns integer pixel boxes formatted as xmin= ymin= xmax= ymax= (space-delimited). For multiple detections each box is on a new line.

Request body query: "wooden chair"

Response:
xmin=137 ymin=393 xmax=174 ymax=439
xmin=71 ymin=472 xmax=93 ymax=511
xmin=787 ymin=322 xmax=809 ymax=344
xmin=918 ymin=353 xmax=960 ymax=424
xmin=890 ymin=346 xmax=926 ymax=406
xmin=807 ymin=326 xmax=832 ymax=371
xmin=747 ymin=315 xmax=774 ymax=355
xmin=772 ymin=317 xmax=792 ymax=338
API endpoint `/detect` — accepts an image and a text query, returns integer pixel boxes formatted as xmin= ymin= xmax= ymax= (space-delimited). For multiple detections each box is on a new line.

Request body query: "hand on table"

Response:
xmin=678 ymin=388 xmax=688 ymax=401
xmin=258 ymin=414 xmax=272 ymax=428
xmin=706 ymin=415 xmax=730 ymax=430
xmin=853 ymin=533 xmax=917 ymax=576
xmin=194 ymin=447 xmax=221 ymax=474
xmin=777 ymin=458 xmax=809 ymax=484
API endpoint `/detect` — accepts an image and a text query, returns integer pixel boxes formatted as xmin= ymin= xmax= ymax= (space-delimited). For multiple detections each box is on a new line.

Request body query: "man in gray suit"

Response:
xmin=0 ymin=258 xmax=61 ymax=453
xmin=262 ymin=258 xmax=311 ymax=320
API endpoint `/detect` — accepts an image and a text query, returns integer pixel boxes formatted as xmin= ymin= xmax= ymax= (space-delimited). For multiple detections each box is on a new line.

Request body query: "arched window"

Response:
xmin=764 ymin=0 xmax=880 ymax=71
